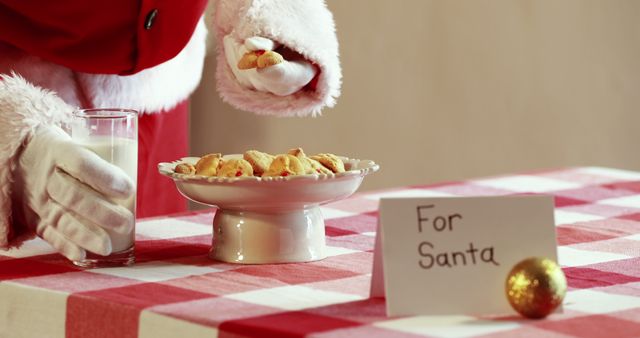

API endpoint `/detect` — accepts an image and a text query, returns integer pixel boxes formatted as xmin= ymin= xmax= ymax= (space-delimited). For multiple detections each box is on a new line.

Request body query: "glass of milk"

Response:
xmin=70 ymin=108 xmax=138 ymax=268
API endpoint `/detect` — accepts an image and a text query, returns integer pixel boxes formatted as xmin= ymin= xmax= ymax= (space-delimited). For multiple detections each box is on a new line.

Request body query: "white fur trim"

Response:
xmin=0 ymin=74 xmax=74 ymax=248
xmin=76 ymin=19 xmax=208 ymax=114
xmin=214 ymin=0 xmax=342 ymax=117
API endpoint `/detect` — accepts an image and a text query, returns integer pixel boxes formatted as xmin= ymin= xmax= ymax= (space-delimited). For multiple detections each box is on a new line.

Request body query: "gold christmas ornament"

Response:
xmin=505 ymin=257 xmax=567 ymax=319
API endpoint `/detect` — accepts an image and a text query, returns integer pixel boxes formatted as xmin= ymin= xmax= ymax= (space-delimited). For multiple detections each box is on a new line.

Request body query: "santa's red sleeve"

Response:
xmin=0 ymin=0 xmax=207 ymax=75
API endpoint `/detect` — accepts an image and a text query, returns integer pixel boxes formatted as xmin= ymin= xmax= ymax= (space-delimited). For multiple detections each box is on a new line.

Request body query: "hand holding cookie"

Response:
xmin=223 ymin=35 xmax=317 ymax=96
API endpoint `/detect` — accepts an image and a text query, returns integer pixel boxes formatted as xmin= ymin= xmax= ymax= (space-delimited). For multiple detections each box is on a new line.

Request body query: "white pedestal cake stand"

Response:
xmin=158 ymin=155 xmax=379 ymax=264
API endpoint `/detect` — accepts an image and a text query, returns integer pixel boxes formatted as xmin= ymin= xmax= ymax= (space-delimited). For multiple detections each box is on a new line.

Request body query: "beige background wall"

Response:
xmin=191 ymin=0 xmax=640 ymax=192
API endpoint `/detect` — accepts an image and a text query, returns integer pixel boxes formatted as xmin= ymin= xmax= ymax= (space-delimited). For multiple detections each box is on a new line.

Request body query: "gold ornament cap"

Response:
xmin=505 ymin=257 xmax=567 ymax=319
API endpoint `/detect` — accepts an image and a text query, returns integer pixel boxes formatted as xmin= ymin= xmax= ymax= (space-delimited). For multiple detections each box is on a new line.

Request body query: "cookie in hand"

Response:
xmin=238 ymin=50 xmax=284 ymax=70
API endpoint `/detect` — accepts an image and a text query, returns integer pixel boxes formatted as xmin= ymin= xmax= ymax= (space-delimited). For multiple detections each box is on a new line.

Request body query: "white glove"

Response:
xmin=224 ymin=35 xmax=318 ymax=96
xmin=13 ymin=125 xmax=135 ymax=261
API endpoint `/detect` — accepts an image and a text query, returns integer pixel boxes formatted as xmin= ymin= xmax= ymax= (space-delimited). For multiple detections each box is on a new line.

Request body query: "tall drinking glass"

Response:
xmin=69 ymin=108 xmax=138 ymax=267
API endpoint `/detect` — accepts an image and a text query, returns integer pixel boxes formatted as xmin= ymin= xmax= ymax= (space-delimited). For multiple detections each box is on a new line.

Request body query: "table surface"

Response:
xmin=2 ymin=167 xmax=640 ymax=338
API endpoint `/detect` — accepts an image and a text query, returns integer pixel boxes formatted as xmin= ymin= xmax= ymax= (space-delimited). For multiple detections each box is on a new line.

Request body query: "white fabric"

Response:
xmin=14 ymin=124 xmax=134 ymax=260
xmin=0 ymin=283 xmax=68 ymax=338
xmin=243 ymin=36 xmax=277 ymax=51
xmin=223 ymin=35 xmax=317 ymax=96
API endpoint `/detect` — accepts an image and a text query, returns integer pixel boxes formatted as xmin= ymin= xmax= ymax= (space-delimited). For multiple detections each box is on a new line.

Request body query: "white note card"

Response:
xmin=370 ymin=195 xmax=558 ymax=316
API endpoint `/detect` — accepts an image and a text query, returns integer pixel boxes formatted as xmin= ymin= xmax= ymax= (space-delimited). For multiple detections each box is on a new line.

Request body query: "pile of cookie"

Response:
xmin=174 ymin=148 xmax=345 ymax=178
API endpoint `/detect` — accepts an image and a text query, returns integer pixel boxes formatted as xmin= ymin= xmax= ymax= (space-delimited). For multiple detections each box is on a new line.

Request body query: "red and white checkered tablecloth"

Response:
xmin=2 ymin=167 xmax=640 ymax=338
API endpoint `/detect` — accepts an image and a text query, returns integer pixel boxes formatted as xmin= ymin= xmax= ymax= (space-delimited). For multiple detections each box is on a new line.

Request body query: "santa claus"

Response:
xmin=0 ymin=0 xmax=341 ymax=261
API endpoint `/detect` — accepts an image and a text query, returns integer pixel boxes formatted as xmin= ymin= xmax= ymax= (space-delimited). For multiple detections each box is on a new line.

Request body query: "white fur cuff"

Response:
xmin=214 ymin=0 xmax=342 ymax=117
xmin=0 ymin=74 xmax=73 ymax=247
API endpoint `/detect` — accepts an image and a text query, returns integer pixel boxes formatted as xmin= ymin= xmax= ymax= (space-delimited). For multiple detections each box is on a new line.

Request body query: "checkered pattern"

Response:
xmin=2 ymin=167 xmax=640 ymax=338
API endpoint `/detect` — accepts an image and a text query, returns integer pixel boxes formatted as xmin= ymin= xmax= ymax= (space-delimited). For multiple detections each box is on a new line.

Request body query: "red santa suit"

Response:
xmin=0 ymin=0 xmax=341 ymax=247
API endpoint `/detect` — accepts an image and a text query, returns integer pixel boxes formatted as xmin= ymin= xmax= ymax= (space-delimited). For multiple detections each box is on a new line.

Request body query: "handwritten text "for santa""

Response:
xmin=416 ymin=204 xmax=499 ymax=270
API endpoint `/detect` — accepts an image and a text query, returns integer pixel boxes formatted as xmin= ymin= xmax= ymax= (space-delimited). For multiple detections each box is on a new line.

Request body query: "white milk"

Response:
xmin=80 ymin=137 xmax=137 ymax=252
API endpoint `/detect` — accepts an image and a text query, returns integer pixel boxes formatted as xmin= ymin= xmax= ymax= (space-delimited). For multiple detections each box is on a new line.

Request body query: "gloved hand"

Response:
xmin=13 ymin=124 xmax=135 ymax=261
xmin=224 ymin=35 xmax=318 ymax=96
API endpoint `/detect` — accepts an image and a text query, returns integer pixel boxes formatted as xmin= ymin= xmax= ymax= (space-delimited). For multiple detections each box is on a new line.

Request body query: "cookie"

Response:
xmin=238 ymin=50 xmax=284 ymax=70
xmin=263 ymin=154 xmax=306 ymax=177
xmin=287 ymin=147 xmax=307 ymax=158
xmin=174 ymin=163 xmax=196 ymax=175
xmin=310 ymin=153 xmax=345 ymax=173
xmin=287 ymin=148 xmax=332 ymax=175
xmin=307 ymin=158 xmax=333 ymax=175
xmin=244 ymin=150 xmax=275 ymax=176
xmin=237 ymin=52 xmax=259 ymax=70
xmin=195 ymin=153 xmax=222 ymax=176
xmin=286 ymin=148 xmax=312 ymax=174
xmin=257 ymin=51 xmax=284 ymax=69
xmin=217 ymin=158 xmax=254 ymax=178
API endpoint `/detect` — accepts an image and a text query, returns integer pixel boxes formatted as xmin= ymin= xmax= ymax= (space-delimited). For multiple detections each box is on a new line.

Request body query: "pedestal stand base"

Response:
xmin=209 ymin=206 xmax=326 ymax=264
